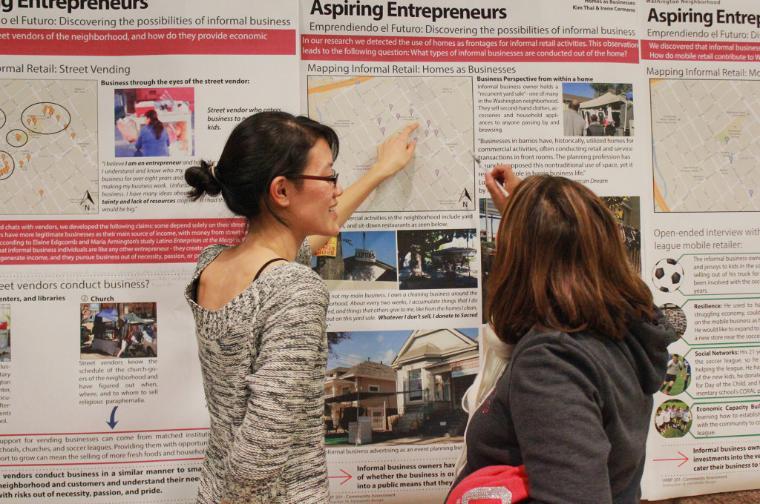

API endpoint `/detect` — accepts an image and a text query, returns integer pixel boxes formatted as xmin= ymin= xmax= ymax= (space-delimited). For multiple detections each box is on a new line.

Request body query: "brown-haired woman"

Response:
xmin=451 ymin=165 xmax=676 ymax=503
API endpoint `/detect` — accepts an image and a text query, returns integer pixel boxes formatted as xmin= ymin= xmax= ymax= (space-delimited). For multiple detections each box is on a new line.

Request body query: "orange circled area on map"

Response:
xmin=308 ymin=76 xmax=373 ymax=95
xmin=653 ymin=181 xmax=671 ymax=212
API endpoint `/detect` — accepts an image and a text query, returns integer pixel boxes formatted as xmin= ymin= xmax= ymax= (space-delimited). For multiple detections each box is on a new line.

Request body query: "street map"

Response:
xmin=0 ymin=79 xmax=98 ymax=215
xmin=308 ymin=76 xmax=475 ymax=212
xmin=651 ymin=79 xmax=760 ymax=213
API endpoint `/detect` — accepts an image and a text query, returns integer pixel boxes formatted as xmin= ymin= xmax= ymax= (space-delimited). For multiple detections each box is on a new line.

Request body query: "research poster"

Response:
xmin=0 ymin=1 xmax=301 ymax=502
xmin=641 ymin=0 xmax=760 ymax=500
xmin=0 ymin=0 xmax=759 ymax=502
xmin=301 ymin=0 xmax=640 ymax=501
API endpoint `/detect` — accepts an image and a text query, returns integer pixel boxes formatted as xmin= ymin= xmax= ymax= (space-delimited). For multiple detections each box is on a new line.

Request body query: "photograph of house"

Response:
xmin=325 ymin=328 xmax=478 ymax=446
xmin=313 ymin=231 xmax=397 ymax=290
xmin=392 ymin=328 xmax=479 ymax=438
xmin=324 ymin=360 xmax=398 ymax=441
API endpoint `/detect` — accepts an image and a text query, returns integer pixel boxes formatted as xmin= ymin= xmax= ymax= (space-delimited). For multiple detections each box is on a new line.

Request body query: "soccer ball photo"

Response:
xmin=652 ymin=258 xmax=684 ymax=293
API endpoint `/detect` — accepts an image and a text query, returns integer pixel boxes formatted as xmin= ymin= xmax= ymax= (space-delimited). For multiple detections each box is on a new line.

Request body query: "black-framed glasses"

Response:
xmin=294 ymin=170 xmax=339 ymax=186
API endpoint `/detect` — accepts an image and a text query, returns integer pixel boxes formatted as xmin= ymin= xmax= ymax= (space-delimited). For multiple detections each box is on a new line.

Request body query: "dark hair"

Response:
xmin=487 ymin=175 xmax=653 ymax=344
xmin=184 ymin=111 xmax=339 ymax=221
xmin=145 ymin=109 xmax=164 ymax=140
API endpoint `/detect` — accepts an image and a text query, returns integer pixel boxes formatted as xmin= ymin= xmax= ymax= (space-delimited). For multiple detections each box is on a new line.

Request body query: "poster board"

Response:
xmin=1 ymin=0 xmax=759 ymax=501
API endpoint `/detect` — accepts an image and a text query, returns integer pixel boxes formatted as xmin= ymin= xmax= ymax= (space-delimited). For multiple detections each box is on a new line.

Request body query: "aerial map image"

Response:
xmin=651 ymin=79 xmax=760 ymax=213
xmin=0 ymin=79 xmax=98 ymax=214
xmin=308 ymin=75 xmax=475 ymax=212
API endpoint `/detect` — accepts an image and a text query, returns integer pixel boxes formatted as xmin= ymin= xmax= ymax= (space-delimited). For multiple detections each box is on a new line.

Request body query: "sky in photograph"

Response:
xmin=563 ymin=82 xmax=633 ymax=100
xmin=341 ymin=231 xmax=397 ymax=265
xmin=328 ymin=327 xmax=478 ymax=369
xmin=562 ymin=82 xmax=596 ymax=98
xmin=438 ymin=231 xmax=477 ymax=250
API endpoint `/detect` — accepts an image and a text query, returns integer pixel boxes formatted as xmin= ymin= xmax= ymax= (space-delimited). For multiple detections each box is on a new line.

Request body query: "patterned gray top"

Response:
xmin=185 ymin=242 xmax=329 ymax=504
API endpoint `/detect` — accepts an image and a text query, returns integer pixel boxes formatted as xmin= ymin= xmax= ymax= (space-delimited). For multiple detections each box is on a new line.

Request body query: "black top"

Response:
xmin=253 ymin=257 xmax=287 ymax=281
xmin=452 ymin=315 xmax=676 ymax=504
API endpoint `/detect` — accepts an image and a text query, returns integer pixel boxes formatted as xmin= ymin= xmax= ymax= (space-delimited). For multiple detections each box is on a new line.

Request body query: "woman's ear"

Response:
xmin=269 ymin=176 xmax=291 ymax=208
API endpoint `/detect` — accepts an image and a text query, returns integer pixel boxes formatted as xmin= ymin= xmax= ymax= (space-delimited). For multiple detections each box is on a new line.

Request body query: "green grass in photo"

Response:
xmin=666 ymin=368 xmax=690 ymax=395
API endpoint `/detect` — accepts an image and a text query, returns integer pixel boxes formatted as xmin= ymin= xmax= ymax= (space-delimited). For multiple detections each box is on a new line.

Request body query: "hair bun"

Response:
xmin=185 ymin=160 xmax=222 ymax=200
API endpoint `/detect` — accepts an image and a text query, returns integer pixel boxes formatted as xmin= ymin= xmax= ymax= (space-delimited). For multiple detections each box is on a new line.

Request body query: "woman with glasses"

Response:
xmin=184 ymin=111 xmax=417 ymax=504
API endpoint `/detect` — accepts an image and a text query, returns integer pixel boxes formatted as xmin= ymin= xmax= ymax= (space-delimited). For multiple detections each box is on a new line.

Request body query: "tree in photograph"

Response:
xmin=327 ymin=331 xmax=350 ymax=356
xmin=590 ymin=83 xmax=632 ymax=97
xmin=397 ymin=229 xmax=475 ymax=269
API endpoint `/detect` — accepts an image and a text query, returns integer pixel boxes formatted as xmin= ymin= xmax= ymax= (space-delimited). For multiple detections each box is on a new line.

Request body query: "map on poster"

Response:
xmin=307 ymin=76 xmax=475 ymax=212
xmin=0 ymin=79 xmax=98 ymax=214
xmin=651 ymin=79 xmax=760 ymax=213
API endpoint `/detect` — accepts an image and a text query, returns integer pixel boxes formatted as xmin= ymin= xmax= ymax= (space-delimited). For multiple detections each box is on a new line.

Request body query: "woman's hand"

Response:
xmin=484 ymin=164 xmax=521 ymax=215
xmin=371 ymin=122 xmax=419 ymax=181
xmin=306 ymin=122 xmax=418 ymax=252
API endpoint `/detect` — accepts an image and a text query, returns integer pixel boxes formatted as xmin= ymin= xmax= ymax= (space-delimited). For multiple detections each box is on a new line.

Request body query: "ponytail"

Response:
xmin=184 ymin=160 xmax=222 ymax=201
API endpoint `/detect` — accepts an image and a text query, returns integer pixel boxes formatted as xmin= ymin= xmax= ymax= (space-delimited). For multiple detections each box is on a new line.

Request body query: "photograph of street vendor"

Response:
xmin=562 ymin=82 xmax=633 ymax=136
xmin=80 ymin=302 xmax=157 ymax=360
xmin=134 ymin=109 xmax=170 ymax=157
xmin=0 ymin=305 xmax=10 ymax=362
xmin=115 ymin=87 xmax=194 ymax=157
